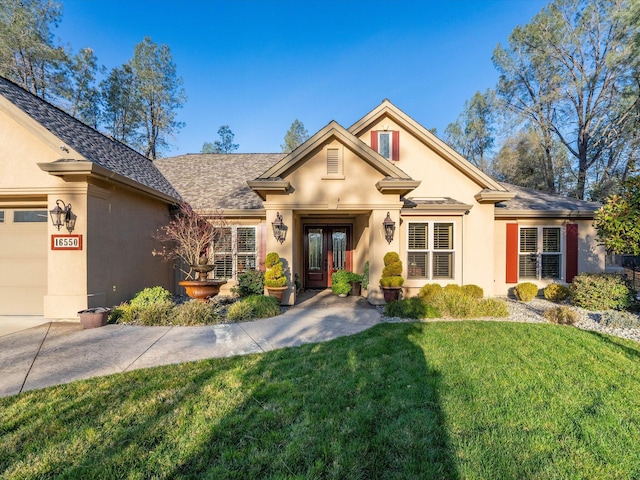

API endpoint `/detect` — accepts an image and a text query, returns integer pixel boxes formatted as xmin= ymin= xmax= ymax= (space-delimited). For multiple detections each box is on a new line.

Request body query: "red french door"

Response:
xmin=304 ymin=225 xmax=351 ymax=288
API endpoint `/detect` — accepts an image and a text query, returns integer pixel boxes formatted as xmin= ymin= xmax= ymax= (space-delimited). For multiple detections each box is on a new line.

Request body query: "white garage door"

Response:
xmin=0 ymin=209 xmax=48 ymax=315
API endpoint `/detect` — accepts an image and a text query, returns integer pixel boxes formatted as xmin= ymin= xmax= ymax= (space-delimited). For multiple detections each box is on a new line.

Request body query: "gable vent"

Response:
xmin=327 ymin=148 xmax=340 ymax=175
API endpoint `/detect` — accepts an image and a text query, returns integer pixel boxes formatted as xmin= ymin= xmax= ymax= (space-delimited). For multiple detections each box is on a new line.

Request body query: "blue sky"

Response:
xmin=56 ymin=0 xmax=547 ymax=155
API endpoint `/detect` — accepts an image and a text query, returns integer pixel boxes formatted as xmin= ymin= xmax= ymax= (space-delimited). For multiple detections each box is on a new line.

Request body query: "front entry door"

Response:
xmin=304 ymin=226 xmax=351 ymax=288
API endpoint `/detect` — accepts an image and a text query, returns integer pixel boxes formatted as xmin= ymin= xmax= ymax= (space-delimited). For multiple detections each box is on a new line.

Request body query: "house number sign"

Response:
xmin=51 ymin=234 xmax=83 ymax=250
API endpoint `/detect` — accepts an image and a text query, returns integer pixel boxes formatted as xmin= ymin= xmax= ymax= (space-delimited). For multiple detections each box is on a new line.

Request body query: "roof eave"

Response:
xmin=376 ymin=179 xmax=421 ymax=196
xmin=246 ymin=179 xmax=291 ymax=200
xmin=38 ymin=160 xmax=181 ymax=204
xmin=475 ymin=191 xmax=517 ymax=203
xmin=401 ymin=203 xmax=473 ymax=216
xmin=495 ymin=209 xmax=596 ymax=219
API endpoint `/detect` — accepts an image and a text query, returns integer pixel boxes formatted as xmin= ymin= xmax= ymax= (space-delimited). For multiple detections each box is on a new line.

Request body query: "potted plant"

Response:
xmin=154 ymin=203 xmax=227 ymax=300
xmin=379 ymin=252 xmax=404 ymax=302
xmin=348 ymin=272 xmax=363 ymax=296
xmin=264 ymin=252 xmax=288 ymax=303
xmin=331 ymin=269 xmax=352 ymax=297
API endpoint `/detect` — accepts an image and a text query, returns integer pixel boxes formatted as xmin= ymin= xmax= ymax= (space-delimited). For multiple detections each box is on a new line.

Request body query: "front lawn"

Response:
xmin=2 ymin=322 xmax=639 ymax=478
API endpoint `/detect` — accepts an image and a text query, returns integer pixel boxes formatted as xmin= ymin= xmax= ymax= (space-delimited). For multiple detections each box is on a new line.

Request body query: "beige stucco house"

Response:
xmin=0 ymin=76 xmax=180 ymax=318
xmin=156 ymin=100 xmax=605 ymax=305
xmin=0 ymin=75 xmax=604 ymax=318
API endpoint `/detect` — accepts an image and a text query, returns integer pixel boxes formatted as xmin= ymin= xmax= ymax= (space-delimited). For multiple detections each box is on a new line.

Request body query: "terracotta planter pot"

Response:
xmin=78 ymin=308 xmax=110 ymax=329
xmin=381 ymin=287 xmax=402 ymax=303
xmin=179 ymin=279 xmax=227 ymax=301
xmin=266 ymin=286 xmax=288 ymax=303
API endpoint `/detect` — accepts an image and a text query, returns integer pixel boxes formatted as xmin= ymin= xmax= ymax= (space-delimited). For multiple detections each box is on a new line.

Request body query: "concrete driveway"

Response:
xmin=0 ymin=291 xmax=381 ymax=397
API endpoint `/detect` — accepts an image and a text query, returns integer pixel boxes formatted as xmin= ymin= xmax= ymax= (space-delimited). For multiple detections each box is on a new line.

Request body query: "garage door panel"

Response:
xmin=0 ymin=209 xmax=47 ymax=315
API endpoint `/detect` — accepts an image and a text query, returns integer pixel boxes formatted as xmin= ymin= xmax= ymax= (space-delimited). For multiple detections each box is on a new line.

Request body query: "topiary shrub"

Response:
xmin=461 ymin=284 xmax=484 ymax=299
xmin=569 ymin=273 xmax=634 ymax=311
xmin=543 ymin=306 xmax=579 ymax=325
xmin=380 ymin=252 xmax=404 ymax=288
xmin=418 ymin=284 xmax=443 ymax=303
xmin=172 ymin=300 xmax=219 ymax=325
xmin=243 ymin=295 xmax=281 ymax=319
xmin=332 ymin=282 xmax=352 ymax=296
xmin=475 ymin=298 xmax=509 ymax=317
xmin=599 ymin=310 xmax=640 ymax=328
xmin=514 ymin=282 xmax=539 ymax=302
xmin=232 ymin=270 xmax=264 ymax=297
xmin=264 ymin=252 xmax=287 ymax=288
xmin=129 ymin=286 xmax=172 ymax=308
xmin=544 ymin=283 xmax=570 ymax=303
xmin=383 ymin=297 xmax=441 ymax=319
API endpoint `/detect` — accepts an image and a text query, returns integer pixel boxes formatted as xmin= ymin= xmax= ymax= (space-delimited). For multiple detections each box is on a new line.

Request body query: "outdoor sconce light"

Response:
xmin=383 ymin=211 xmax=396 ymax=244
xmin=49 ymin=199 xmax=76 ymax=233
xmin=272 ymin=212 xmax=288 ymax=244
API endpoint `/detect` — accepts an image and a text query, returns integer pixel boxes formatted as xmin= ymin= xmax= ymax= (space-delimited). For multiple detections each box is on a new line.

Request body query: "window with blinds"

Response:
xmin=519 ymin=226 xmax=562 ymax=280
xmin=407 ymin=221 xmax=454 ymax=280
xmin=212 ymin=226 xmax=257 ymax=279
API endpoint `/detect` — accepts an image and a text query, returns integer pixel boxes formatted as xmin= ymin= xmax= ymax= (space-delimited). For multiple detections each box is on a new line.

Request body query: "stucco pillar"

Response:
xmin=368 ymin=208 xmax=401 ymax=305
xmin=43 ymin=189 xmax=90 ymax=319
xmin=265 ymin=208 xmax=295 ymax=305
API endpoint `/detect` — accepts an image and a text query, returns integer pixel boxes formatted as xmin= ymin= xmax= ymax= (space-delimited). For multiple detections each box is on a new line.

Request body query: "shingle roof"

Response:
xmin=154 ymin=153 xmax=285 ymax=211
xmin=498 ymin=183 xmax=600 ymax=213
xmin=0 ymin=76 xmax=180 ymax=200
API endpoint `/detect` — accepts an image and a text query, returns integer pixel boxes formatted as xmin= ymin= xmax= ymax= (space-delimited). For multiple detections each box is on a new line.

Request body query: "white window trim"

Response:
xmin=518 ymin=226 xmax=564 ymax=281
xmin=213 ymin=225 xmax=258 ymax=280
xmin=406 ymin=221 xmax=456 ymax=281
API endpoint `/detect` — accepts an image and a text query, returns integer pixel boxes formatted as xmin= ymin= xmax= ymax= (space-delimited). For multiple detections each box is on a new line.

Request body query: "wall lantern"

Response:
xmin=383 ymin=211 xmax=396 ymax=244
xmin=49 ymin=199 xmax=76 ymax=233
xmin=272 ymin=212 xmax=287 ymax=244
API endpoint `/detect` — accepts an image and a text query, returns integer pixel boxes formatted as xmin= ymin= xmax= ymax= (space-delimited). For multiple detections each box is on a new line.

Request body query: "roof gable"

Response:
xmin=349 ymin=99 xmax=510 ymax=194
xmin=0 ymin=76 xmax=180 ymax=201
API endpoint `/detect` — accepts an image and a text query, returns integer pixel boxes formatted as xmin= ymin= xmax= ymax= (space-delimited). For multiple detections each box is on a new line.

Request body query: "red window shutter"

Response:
xmin=392 ymin=130 xmax=400 ymax=161
xmin=506 ymin=223 xmax=518 ymax=284
xmin=371 ymin=131 xmax=378 ymax=152
xmin=566 ymin=224 xmax=578 ymax=283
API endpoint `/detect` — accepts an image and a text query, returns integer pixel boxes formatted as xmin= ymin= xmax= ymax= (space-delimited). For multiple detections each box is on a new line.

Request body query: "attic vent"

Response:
xmin=327 ymin=148 xmax=340 ymax=175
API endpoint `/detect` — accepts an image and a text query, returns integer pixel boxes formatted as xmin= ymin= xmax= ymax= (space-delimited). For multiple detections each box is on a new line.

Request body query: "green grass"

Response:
xmin=2 ymin=322 xmax=640 ymax=478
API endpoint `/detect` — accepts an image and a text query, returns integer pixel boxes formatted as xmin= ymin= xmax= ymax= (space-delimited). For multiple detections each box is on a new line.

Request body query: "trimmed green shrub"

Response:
xmin=476 ymin=298 xmax=509 ymax=317
xmin=264 ymin=252 xmax=287 ymax=288
xmin=443 ymin=284 xmax=462 ymax=294
xmin=226 ymin=300 xmax=254 ymax=322
xmin=380 ymin=252 xmax=404 ymax=289
xmin=544 ymin=283 xmax=570 ymax=303
xmin=543 ymin=306 xmax=579 ymax=325
xmin=380 ymin=276 xmax=404 ymax=287
xmin=599 ymin=310 xmax=640 ymax=328
xmin=461 ymin=284 xmax=484 ymax=299
xmin=332 ymin=270 xmax=351 ymax=285
xmin=362 ymin=261 xmax=369 ymax=290
xmin=383 ymin=297 xmax=441 ymax=319
xmin=569 ymin=273 xmax=635 ymax=311
xmin=243 ymin=295 xmax=281 ymax=319
xmin=129 ymin=286 xmax=172 ymax=308
xmin=418 ymin=284 xmax=443 ymax=303
xmin=233 ymin=270 xmax=265 ymax=297
xmin=514 ymin=282 xmax=539 ymax=302
xmin=172 ymin=300 xmax=219 ymax=325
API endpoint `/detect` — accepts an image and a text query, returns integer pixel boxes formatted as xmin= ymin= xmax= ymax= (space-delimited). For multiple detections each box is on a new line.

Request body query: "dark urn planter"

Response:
xmin=381 ymin=287 xmax=402 ymax=303
xmin=78 ymin=307 xmax=111 ymax=329
xmin=179 ymin=279 xmax=227 ymax=301
xmin=350 ymin=281 xmax=362 ymax=297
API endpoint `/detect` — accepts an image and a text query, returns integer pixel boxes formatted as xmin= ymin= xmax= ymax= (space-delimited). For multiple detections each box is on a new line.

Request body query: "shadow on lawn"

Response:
xmin=169 ymin=323 xmax=460 ymax=479
xmin=584 ymin=329 xmax=640 ymax=360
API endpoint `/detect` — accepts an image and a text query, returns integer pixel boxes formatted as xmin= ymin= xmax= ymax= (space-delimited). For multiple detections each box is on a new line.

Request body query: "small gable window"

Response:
xmin=371 ymin=130 xmax=400 ymax=161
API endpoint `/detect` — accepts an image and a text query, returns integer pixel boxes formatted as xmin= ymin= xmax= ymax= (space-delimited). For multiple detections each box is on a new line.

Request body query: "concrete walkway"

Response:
xmin=0 ymin=290 xmax=381 ymax=398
